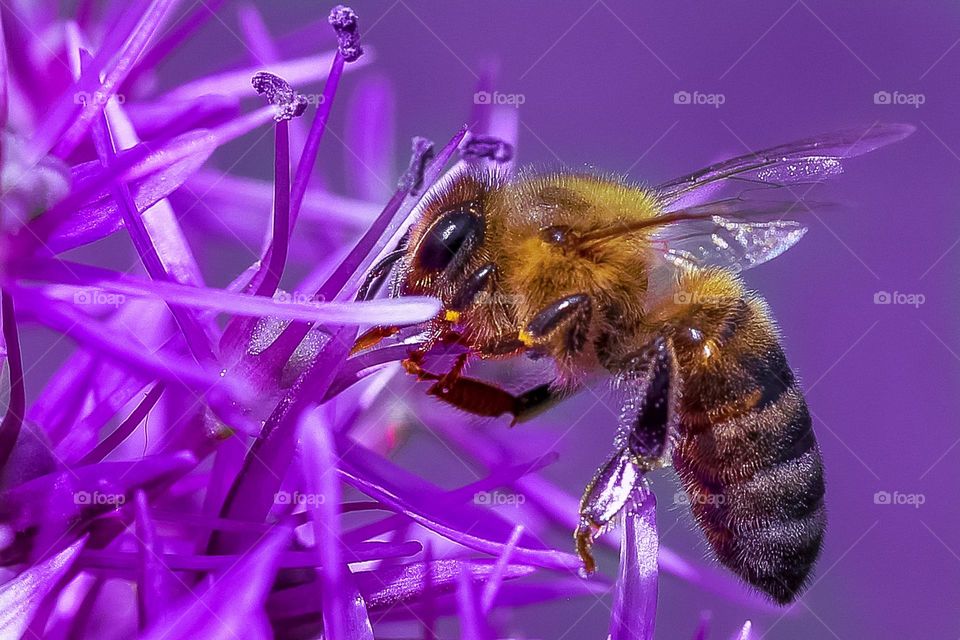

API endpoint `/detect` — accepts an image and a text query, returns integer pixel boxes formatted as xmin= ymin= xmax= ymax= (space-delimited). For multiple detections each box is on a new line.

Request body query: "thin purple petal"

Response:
xmin=0 ymin=539 xmax=84 ymax=637
xmin=609 ymin=490 xmax=658 ymax=640
xmin=139 ymin=525 xmax=291 ymax=640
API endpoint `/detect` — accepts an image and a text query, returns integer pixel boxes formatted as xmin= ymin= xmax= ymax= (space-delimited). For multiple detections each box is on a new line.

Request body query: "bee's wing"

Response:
xmin=642 ymin=123 xmax=913 ymax=272
xmin=654 ymin=123 xmax=914 ymax=211
xmin=649 ymin=196 xmax=823 ymax=273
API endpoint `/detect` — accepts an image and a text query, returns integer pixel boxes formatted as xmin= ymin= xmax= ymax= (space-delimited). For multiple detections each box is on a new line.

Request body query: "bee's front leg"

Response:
xmin=403 ymin=351 xmax=571 ymax=423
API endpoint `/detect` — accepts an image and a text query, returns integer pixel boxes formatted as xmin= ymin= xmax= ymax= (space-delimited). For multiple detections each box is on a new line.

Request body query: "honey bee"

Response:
xmin=355 ymin=124 xmax=913 ymax=604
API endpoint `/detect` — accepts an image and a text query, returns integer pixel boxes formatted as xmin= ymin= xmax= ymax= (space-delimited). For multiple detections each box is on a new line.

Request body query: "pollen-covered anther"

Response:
xmin=328 ymin=5 xmax=364 ymax=62
xmin=251 ymin=71 xmax=309 ymax=121
xmin=397 ymin=136 xmax=435 ymax=194
xmin=461 ymin=135 xmax=515 ymax=163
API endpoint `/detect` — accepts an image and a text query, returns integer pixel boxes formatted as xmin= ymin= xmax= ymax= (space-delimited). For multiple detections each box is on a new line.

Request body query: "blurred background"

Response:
xmin=33 ymin=1 xmax=960 ymax=638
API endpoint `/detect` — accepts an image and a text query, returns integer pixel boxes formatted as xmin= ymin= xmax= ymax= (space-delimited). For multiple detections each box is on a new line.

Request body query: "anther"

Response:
xmin=328 ymin=5 xmax=364 ymax=63
xmin=461 ymin=135 xmax=514 ymax=163
xmin=251 ymin=72 xmax=308 ymax=121
xmin=398 ymin=136 xmax=435 ymax=194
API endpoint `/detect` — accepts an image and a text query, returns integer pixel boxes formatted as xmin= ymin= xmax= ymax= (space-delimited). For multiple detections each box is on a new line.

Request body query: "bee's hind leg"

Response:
xmin=576 ymin=337 xmax=674 ymax=575
xmin=576 ymin=447 xmax=645 ymax=575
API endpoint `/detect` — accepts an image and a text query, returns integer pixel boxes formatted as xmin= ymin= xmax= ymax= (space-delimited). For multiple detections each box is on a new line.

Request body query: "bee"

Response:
xmin=355 ymin=124 xmax=913 ymax=604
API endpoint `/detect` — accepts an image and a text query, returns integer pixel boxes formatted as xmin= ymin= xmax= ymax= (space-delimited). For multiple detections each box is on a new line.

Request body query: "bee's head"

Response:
xmin=397 ymin=169 xmax=502 ymax=307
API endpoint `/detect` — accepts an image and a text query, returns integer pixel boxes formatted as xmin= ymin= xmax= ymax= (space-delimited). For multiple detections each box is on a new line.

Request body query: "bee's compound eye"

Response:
xmin=417 ymin=204 xmax=482 ymax=272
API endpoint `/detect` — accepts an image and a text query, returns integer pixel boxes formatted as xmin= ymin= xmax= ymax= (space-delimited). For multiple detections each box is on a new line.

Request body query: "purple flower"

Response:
xmin=0 ymin=3 xmax=778 ymax=639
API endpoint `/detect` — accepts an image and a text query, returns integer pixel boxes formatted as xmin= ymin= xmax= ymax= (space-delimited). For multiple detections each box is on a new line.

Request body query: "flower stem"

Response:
xmin=90 ymin=107 xmax=218 ymax=367
xmin=79 ymin=383 xmax=165 ymax=465
xmin=255 ymin=119 xmax=291 ymax=297
xmin=290 ymin=52 xmax=346 ymax=226
xmin=0 ymin=290 xmax=24 ymax=469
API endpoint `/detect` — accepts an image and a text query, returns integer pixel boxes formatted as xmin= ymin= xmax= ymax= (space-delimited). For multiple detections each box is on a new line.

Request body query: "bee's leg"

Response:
xmin=429 ymin=377 xmax=572 ymax=424
xmin=356 ymin=229 xmax=411 ymax=302
xmin=403 ymin=351 xmax=573 ymax=422
xmin=352 ymin=324 xmax=402 ymax=354
xmin=576 ymin=447 xmax=643 ymax=575
xmin=520 ymin=293 xmax=592 ymax=353
xmin=509 ymin=382 xmax=566 ymax=425
xmin=399 ymin=290 xmax=593 ymax=421
xmin=576 ymin=337 xmax=673 ymax=574
xmin=401 ymin=351 xmax=468 ymax=382
xmin=617 ymin=336 xmax=674 ymax=461
xmin=448 ymin=262 xmax=496 ymax=318
xmin=355 ymin=249 xmax=406 ymax=302
xmin=352 ymin=308 xmax=457 ymax=356
xmin=352 ymin=233 xmax=415 ymax=352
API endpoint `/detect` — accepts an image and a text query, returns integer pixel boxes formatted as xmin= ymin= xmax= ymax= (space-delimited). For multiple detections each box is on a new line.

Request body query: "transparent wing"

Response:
xmin=648 ymin=196 xmax=839 ymax=273
xmin=636 ymin=123 xmax=913 ymax=271
xmin=654 ymin=123 xmax=914 ymax=212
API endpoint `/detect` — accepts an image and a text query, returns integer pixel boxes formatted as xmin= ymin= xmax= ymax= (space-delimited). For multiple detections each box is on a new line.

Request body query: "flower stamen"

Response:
xmin=251 ymin=71 xmax=308 ymax=122
xmin=398 ymin=136 xmax=435 ymax=195
xmin=461 ymin=135 xmax=515 ymax=164
xmin=328 ymin=5 xmax=364 ymax=63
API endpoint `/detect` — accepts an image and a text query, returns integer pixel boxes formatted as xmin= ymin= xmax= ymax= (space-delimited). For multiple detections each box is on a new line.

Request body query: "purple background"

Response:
xmin=120 ymin=1 xmax=960 ymax=638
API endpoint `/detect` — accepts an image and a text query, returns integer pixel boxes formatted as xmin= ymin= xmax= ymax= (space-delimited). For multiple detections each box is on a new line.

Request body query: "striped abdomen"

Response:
xmin=670 ymin=293 xmax=825 ymax=604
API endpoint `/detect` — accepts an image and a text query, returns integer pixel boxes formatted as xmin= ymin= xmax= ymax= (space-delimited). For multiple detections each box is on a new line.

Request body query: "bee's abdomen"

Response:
xmin=671 ymin=296 xmax=825 ymax=604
